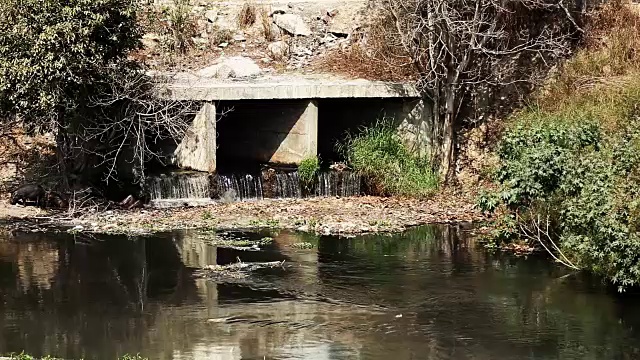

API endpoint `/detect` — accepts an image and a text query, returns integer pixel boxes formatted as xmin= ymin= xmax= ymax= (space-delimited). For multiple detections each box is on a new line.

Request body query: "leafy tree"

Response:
xmin=0 ymin=0 xmax=141 ymax=185
xmin=0 ymin=0 xmax=195 ymax=192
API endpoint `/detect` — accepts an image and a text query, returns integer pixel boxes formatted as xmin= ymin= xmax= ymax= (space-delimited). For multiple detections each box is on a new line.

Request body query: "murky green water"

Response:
xmin=0 ymin=225 xmax=639 ymax=359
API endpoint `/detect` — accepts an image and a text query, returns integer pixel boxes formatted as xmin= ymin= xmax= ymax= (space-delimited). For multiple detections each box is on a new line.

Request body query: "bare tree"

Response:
xmin=380 ymin=0 xmax=583 ymax=182
xmin=63 ymin=70 xmax=198 ymax=190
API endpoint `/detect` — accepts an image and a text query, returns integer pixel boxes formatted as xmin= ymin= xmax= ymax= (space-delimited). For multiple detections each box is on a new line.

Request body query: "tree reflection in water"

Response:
xmin=0 ymin=225 xmax=639 ymax=359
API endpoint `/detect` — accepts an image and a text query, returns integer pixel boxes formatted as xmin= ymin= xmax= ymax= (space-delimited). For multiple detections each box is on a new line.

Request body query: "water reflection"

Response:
xmin=0 ymin=225 xmax=639 ymax=359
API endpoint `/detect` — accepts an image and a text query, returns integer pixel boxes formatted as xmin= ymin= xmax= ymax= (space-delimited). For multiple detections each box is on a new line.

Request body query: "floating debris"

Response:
xmin=195 ymin=259 xmax=286 ymax=279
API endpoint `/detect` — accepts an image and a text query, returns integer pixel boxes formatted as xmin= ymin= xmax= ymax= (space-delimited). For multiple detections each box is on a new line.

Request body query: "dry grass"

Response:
xmin=238 ymin=1 xmax=257 ymax=29
xmin=538 ymin=0 xmax=640 ymax=112
xmin=260 ymin=7 xmax=277 ymax=41
xmin=312 ymin=15 xmax=418 ymax=81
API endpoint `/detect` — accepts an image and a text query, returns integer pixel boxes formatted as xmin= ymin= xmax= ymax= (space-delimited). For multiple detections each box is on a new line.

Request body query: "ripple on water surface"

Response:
xmin=0 ymin=225 xmax=639 ymax=359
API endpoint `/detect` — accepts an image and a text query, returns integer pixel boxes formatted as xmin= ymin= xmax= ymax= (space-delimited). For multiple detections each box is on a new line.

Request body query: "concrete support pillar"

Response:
xmin=269 ymin=99 xmax=318 ymax=164
xmin=396 ymin=99 xmax=433 ymax=157
xmin=172 ymin=102 xmax=217 ymax=172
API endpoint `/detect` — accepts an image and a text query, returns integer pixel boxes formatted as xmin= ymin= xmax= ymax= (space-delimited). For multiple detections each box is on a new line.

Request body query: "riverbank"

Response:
xmin=0 ymin=193 xmax=482 ymax=236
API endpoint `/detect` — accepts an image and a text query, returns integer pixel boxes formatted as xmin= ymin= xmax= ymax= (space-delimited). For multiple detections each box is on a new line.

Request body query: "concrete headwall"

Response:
xmin=171 ymin=102 xmax=217 ymax=172
xmin=318 ymin=98 xmax=433 ymax=161
xmin=216 ymin=99 xmax=318 ymax=167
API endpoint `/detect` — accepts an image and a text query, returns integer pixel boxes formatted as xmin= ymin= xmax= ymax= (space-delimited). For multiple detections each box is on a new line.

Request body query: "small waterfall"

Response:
xmin=316 ymin=171 xmax=362 ymax=197
xmin=148 ymin=172 xmax=211 ymax=203
xmin=274 ymin=172 xmax=302 ymax=198
xmin=216 ymin=174 xmax=264 ymax=201
xmin=146 ymin=169 xmax=362 ymax=205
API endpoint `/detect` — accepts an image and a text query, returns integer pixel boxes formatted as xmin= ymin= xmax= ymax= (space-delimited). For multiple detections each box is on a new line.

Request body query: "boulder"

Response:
xmin=197 ymin=56 xmax=261 ymax=79
xmin=269 ymin=6 xmax=288 ymax=16
xmin=204 ymin=9 xmax=218 ymax=23
xmin=328 ymin=6 xmax=362 ymax=36
xmin=273 ymin=13 xmax=311 ymax=36
xmin=268 ymin=40 xmax=289 ymax=59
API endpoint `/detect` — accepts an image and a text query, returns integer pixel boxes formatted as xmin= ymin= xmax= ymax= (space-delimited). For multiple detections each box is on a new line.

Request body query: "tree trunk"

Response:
xmin=440 ymin=111 xmax=455 ymax=183
xmin=55 ymin=109 xmax=70 ymax=189
xmin=440 ymin=86 xmax=456 ymax=184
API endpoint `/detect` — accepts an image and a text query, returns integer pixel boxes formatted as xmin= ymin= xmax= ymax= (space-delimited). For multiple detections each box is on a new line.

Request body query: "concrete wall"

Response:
xmin=171 ymin=102 xmax=217 ymax=172
xmin=317 ymin=98 xmax=433 ymax=162
xmin=216 ymin=100 xmax=318 ymax=168
xmin=150 ymin=97 xmax=432 ymax=174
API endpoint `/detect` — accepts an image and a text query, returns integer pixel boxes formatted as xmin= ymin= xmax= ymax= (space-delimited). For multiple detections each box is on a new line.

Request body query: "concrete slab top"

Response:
xmin=158 ymin=72 xmax=420 ymax=101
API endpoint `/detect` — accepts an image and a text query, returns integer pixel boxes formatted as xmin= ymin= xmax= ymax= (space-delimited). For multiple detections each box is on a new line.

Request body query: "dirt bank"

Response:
xmin=0 ymin=193 xmax=483 ymax=236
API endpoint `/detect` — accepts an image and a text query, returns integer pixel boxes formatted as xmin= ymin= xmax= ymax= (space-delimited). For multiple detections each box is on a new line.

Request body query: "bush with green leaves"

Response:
xmin=481 ymin=107 xmax=640 ymax=291
xmin=0 ymin=0 xmax=142 ymax=185
xmin=0 ymin=0 xmax=140 ymax=125
xmin=298 ymin=155 xmax=320 ymax=189
xmin=339 ymin=120 xmax=438 ymax=197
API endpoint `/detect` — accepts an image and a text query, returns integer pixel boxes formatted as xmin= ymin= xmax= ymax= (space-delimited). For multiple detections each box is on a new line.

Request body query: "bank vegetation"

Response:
xmin=478 ymin=1 xmax=640 ymax=291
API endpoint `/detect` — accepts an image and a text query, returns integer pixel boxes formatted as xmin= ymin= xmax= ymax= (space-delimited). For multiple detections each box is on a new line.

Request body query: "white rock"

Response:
xmin=273 ymin=13 xmax=311 ymax=36
xmin=328 ymin=6 xmax=362 ymax=36
xmin=204 ymin=9 xmax=218 ymax=23
xmin=197 ymin=56 xmax=261 ymax=79
xmin=268 ymin=40 xmax=289 ymax=58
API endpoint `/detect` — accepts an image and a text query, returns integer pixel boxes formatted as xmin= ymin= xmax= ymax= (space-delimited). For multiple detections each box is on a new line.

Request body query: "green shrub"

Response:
xmin=298 ymin=156 xmax=320 ymax=188
xmin=0 ymin=0 xmax=140 ymax=125
xmin=339 ymin=120 xmax=438 ymax=197
xmin=481 ymin=106 xmax=640 ymax=291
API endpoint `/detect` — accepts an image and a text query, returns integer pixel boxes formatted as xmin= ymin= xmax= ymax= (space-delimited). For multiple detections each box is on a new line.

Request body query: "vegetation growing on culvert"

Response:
xmin=339 ymin=120 xmax=438 ymax=197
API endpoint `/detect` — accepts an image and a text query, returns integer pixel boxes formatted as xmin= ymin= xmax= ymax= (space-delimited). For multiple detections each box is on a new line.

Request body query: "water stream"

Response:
xmin=148 ymin=170 xmax=361 ymax=204
xmin=148 ymin=171 xmax=211 ymax=201
xmin=215 ymin=170 xmax=361 ymax=201
xmin=1 ymin=225 xmax=639 ymax=359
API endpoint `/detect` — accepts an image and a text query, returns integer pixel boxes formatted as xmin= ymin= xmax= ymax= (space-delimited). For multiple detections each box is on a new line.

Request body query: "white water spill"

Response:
xmin=217 ymin=174 xmax=264 ymax=201
xmin=148 ymin=172 xmax=211 ymax=206
xmin=215 ymin=170 xmax=362 ymax=201
xmin=316 ymin=171 xmax=361 ymax=197
xmin=147 ymin=170 xmax=362 ymax=206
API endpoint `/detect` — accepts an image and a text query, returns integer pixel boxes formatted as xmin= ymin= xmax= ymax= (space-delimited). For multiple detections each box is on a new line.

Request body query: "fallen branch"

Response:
xmin=195 ymin=259 xmax=286 ymax=279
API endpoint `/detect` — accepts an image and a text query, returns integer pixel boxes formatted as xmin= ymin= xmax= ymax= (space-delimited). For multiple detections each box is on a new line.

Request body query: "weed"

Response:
xmin=306 ymin=218 xmax=318 ymax=229
xmin=167 ymin=0 xmax=197 ymax=54
xmin=369 ymin=220 xmax=391 ymax=227
xmin=238 ymin=1 xmax=257 ymax=28
xmin=201 ymin=210 xmax=213 ymax=220
xmin=291 ymin=242 xmax=315 ymax=249
xmin=119 ymin=355 xmax=148 ymax=360
xmin=338 ymin=119 xmax=438 ymax=197
xmin=298 ymin=155 xmax=320 ymax=189
xmin=265 ymin=219 xmax=280 ymax=227
xmin=260 ymin=7 xmax=278 ymax=41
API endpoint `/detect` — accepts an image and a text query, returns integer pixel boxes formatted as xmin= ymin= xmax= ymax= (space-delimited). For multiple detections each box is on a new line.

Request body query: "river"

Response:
xmin=0 ymin=225 xmax=639 ymax=359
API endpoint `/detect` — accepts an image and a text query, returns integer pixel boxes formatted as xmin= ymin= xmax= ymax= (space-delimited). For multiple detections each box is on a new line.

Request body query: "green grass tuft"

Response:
xmin=298 ymin=156 xmax=320 ymax=186
xmin=339 ymin=119 xmax=438 ymax=197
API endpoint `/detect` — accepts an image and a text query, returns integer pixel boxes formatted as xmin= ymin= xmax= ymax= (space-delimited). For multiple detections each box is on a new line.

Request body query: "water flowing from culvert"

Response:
xmin=147 ymin=170 xmax=362 ymax=205
xmin=274 ymin=172 xmax=302 ymax=198
xmin=216 ymin=174 xmax=264 ymax=201
xmin=215 ymin=170 xmax=361 ymax=201
xmin=316 ymin=171 xmax=361 ymax=197
xmin=148 ymin=172 xmax=211 ymax=203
